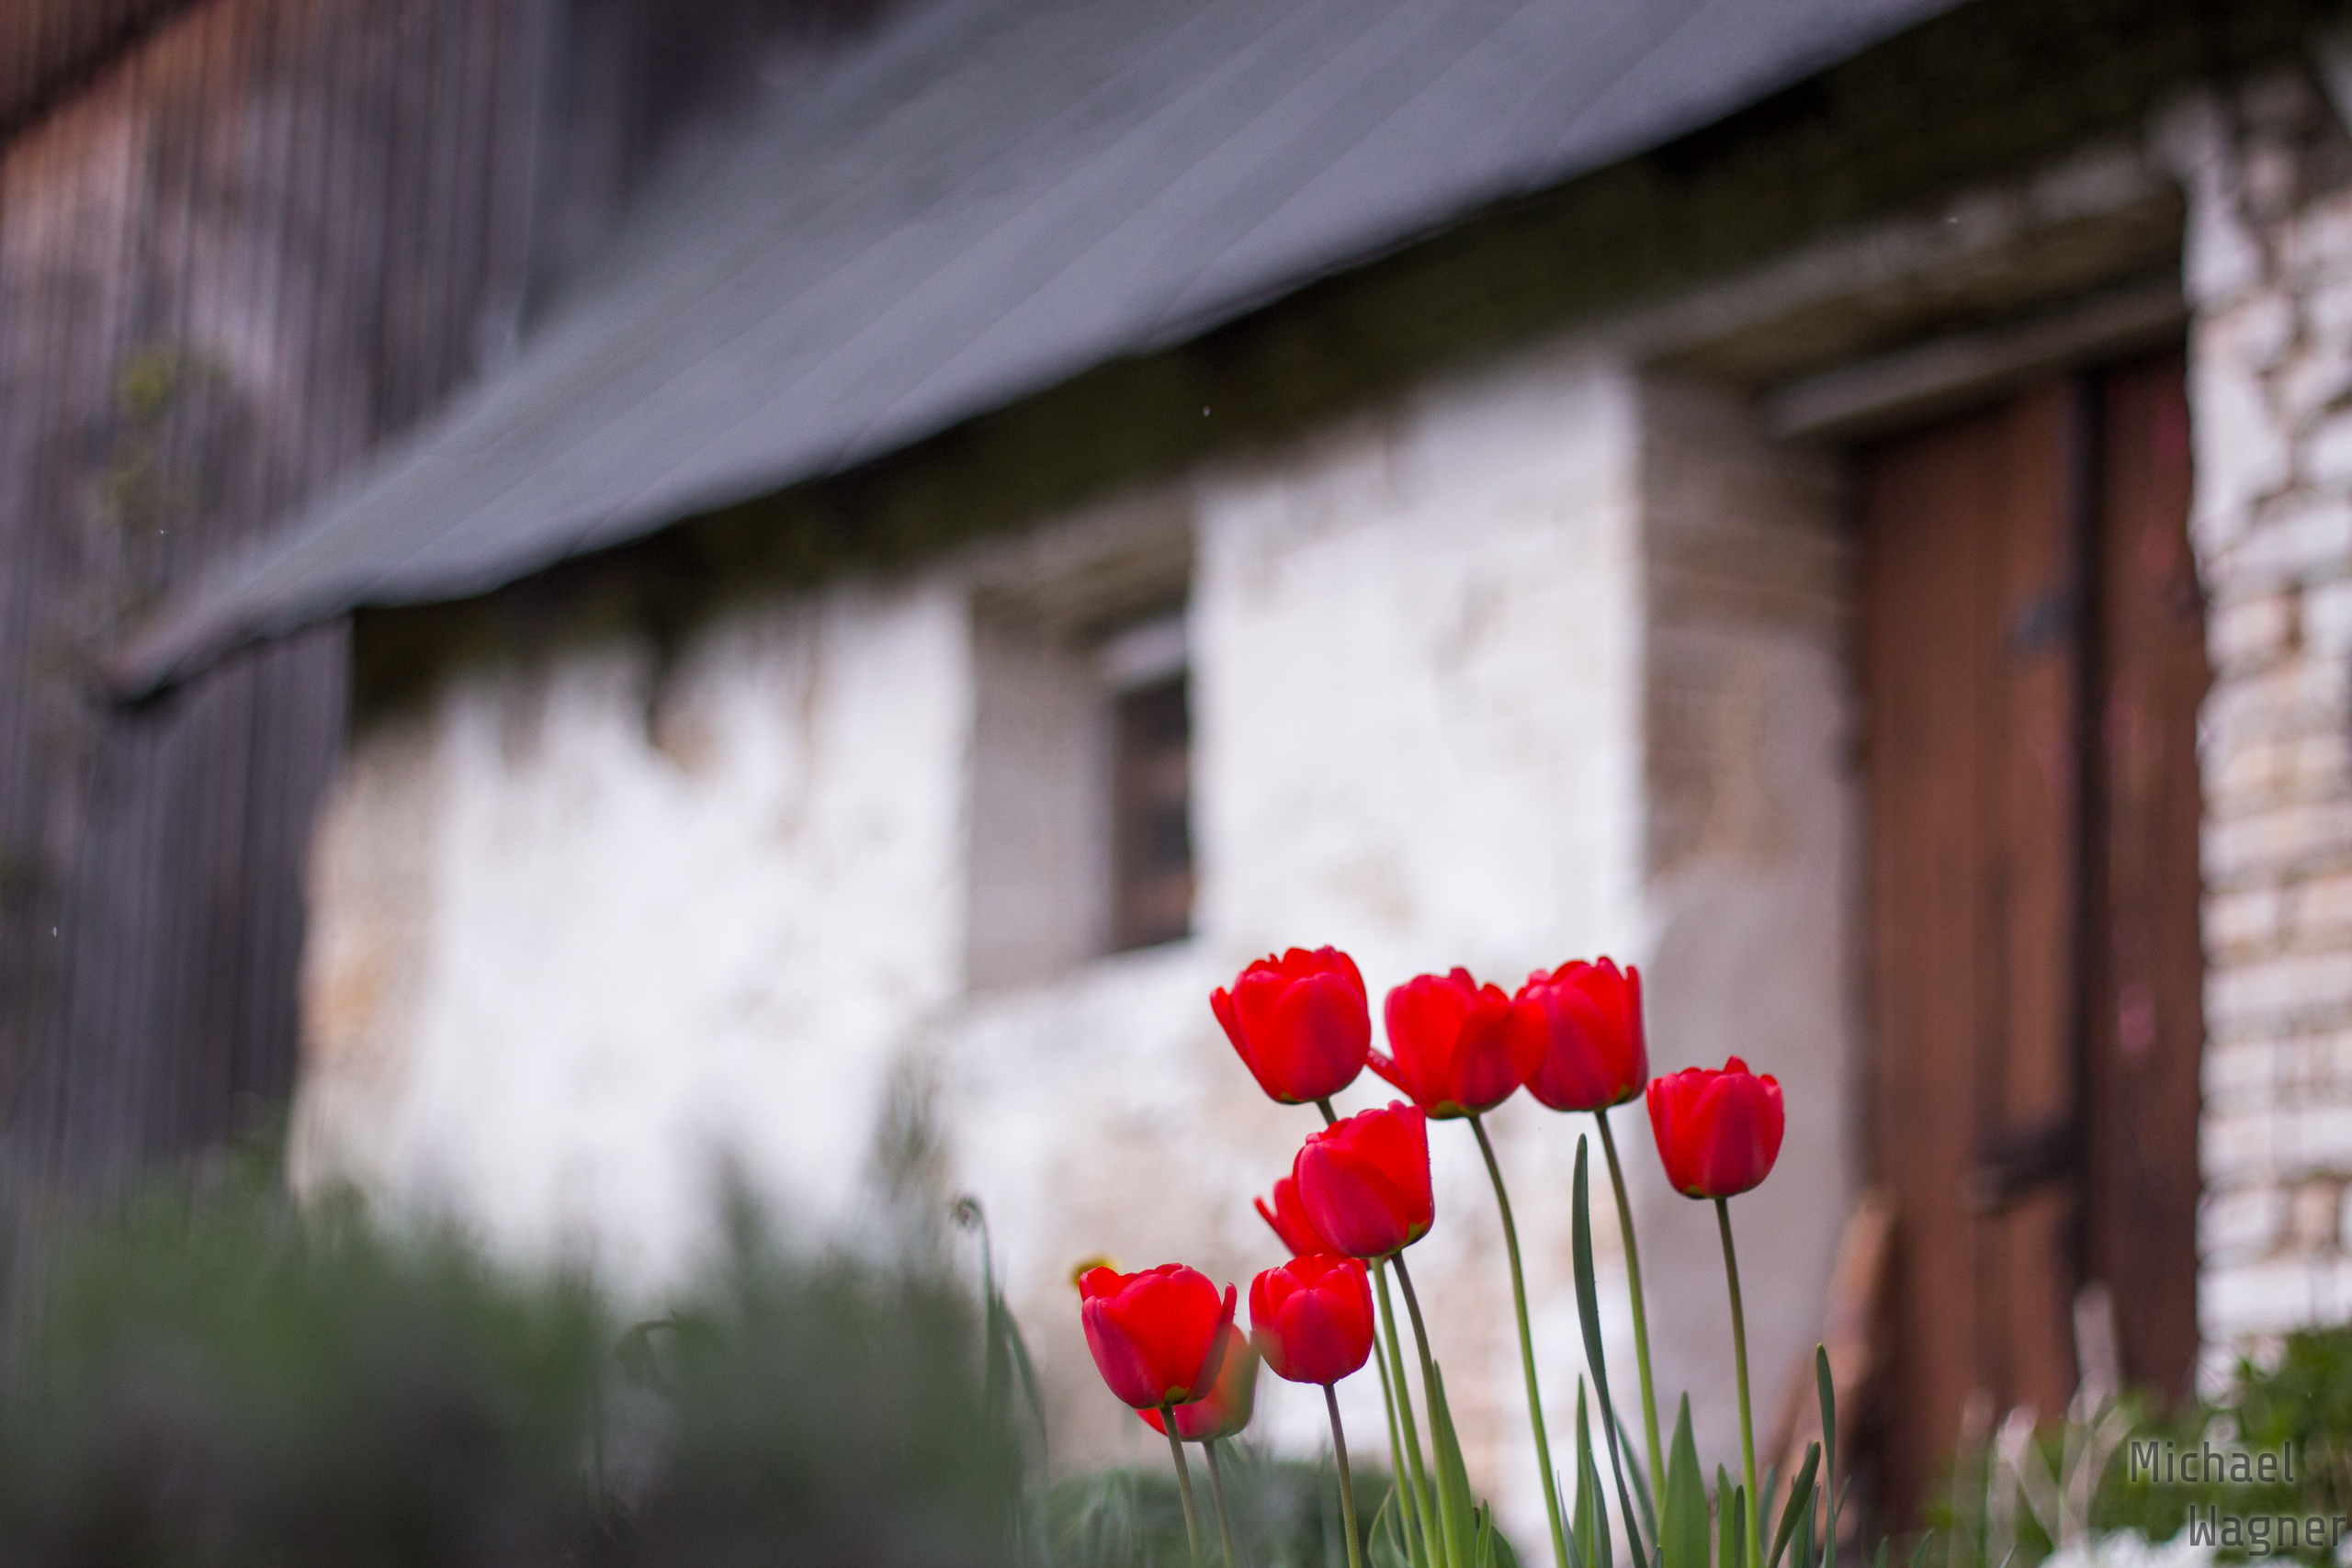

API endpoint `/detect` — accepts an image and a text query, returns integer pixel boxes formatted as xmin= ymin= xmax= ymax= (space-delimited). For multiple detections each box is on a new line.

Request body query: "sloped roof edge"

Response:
xmin=114 ymin=0 xmax=1967 ymax=696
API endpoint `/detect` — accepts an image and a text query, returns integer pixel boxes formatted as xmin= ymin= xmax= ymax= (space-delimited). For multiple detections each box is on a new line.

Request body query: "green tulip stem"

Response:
xmin=1204 ymin=1438 xmax=1244 ymax=1568
xmin=1372 ymin=1260 xmax=1431 ymax=1554
xmin=1162 ymin=1404 xmax=1206 ymax=1567
xmin=1316 ymin=1095 xmax=1426 ymax=1553
xmin=1327 ymin=1383 xmax=1366 ymax=1568
xmin=1470 ymin=1113 xmax=1570 ymax=1568
xmin=1716 ymin=1200 xmax=1763 ymax=1568
xmin=1595 ymin=1108 xmax=1667 ymax=1500
xmin=1391 ymin=1255 xmax=1465 ymax=1563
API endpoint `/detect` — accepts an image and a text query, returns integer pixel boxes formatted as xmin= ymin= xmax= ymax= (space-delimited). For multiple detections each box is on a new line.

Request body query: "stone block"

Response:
xmin=2211 ymin=885 xmax=2286 ymax=954
xmin=2226 ymin=496 xmax=2352 ymax=584
xmin=2207 ymin=948 xmax=2352 ymax=1026
xmin=2291 ymin=1179 xmax=2346 ymax=1250
xmin=2208 ymin=590 xmax=2297 ymax=672
xmin=2203 ymin=1256 xmax=2352 ymax=1338
xmin=2207 ymin=292 xmax=2297 ymax=378
xmin=2282 ymin=1101 xmax=2352 ymax=1179
xmin=2201 ymin=655 xmax=2351 ymax=746
xmin=2203 ymin=796 xmax=2352 ymax=885
xmin=2203 ymin=1104 xmax=2281 ymax=1180
xmin=2204 ymin=1034 xmax=2280 ymax=1102
xmin=2201 ymin=1183 xmax=2285 ymax=1261
xmin=2210 ymin=733 xmax=2288 ymax=813
xmin=2293 ymin=871 xmax=2352 ymax=947
xmin=2190 ymin=340 xmax=2291 ymax=552
xmin=2287 ymin=731 xmax=2351 ymax=800
xmin=2308 ymin=415 xmax=2352 ymax=490
xmin=2304 ymin=574 xmax=2352 ymax=654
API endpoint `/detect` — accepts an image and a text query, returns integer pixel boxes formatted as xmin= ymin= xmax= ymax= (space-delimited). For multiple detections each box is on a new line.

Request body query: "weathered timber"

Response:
xmin=0 ymin=0 xmax=886 ymax=1264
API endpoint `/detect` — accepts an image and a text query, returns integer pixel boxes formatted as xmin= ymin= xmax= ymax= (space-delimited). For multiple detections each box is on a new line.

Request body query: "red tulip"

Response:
xmin=1511 ymin=957 xmax=1648 ymax=1112
xmin=1140 ymin=1321 xmax=1259 ymax=1440
xmin=1250 ymin=1255 xmax=1375 ymax=1385
xmin=1372 ymin=968 xmax=1536 ymax=1118
xmin=1294 ymin=1101 xmax=1433 ymax=1259
xmin=1255 ymin=1175 xmax=1334 ymax=1258
xmin=1079 ymin=1263 xmax=1239 ymax=1409
xmin=1213 ymin=947 xmax=1373 ymax=1105
xmin=1645 ymin=1055 xmax=1785 ymax=1199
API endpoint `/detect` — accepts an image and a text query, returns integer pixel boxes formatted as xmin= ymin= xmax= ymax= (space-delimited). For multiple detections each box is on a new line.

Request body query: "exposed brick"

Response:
xmin=2305 ymin=574 xmax=2352 ymax=654
xmin=2202 ymin=798 xmax=2352 ymax=885
xmin=2306 ymin=416 xmax=2352 ymax=489
xmin=2290 ymin=1179 xmax=2346 ymax=1250
xmin=2203 ymin=1104 xmax=2282 ymax=1181
xmin=2222 ymin=496 xmax=2352 ymax=586
xmin=2210 ymin=885 xmax=2285 ymax=954
xmin=2208 ymin=949 xmax=2352 ymax=1029
xmin=2203 ymin=1256 xmax=2352 ymax=1338
xmin=2208 ymin=590 xmax=2298 ymax=672
xmin=2204 ymin=1035 xmax=2280 ymax=1103
xmin=2190 ymin=351 xmax=2292 ymax=550
xmin=2201 ymin=1183 xmax=2285 ymax=1261
xmin=2278 ymin=1102 xmax=2352 ymax=1179
xmin=2292 ymin=872 xmax=2352 ymax=947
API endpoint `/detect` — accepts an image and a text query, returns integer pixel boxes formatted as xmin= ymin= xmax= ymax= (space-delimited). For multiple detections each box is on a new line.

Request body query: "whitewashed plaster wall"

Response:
xmin=291 ymin=337 xmax=1861 ymax=1550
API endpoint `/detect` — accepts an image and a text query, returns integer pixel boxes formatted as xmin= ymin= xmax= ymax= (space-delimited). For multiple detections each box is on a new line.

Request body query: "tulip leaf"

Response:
xmin=1572 ymin=1382 xmax=1610 ymax=1568
xmin=1613 ymin=1404 xmax=1659 ymax=1543
xmin=1909 ymin=1532 xmax=1935 ymax=1568
xmin=1662 ymin=1396 xmax=1708 ymax=1568
xmin=1479 ymin=1501 xmax=1524 ymax=1568
xmin=1718 ymin=1465 xmax=1738 ymax=1568
xmin=1573 ymin=1138 xmax=1647 ymax=1565
xmin=1371 ymin=1479 xmax=1421 ymax=1568
xmin=1768 ymin=1442 xmax=1820 ymax=1568
xmin=1817 ymin=1348 xmax=1837 ymax=1568
xmin=1428 ymin=1363 xmax=1479 ymax=1567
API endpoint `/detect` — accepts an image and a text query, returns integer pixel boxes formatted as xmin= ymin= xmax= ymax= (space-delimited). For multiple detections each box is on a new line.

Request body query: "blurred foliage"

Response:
xmin=1043 ymin=1450 xmax=1388 ymax=1568
xmin=0 ymin=1154 xmax=1379 ymax=1567
xmin=1933 ymin=1325 xmax=2352 ymax=1568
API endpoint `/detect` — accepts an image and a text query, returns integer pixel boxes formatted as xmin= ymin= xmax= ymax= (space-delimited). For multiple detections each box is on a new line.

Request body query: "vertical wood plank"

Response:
xmin=1861 ymin=383 xmax=2086 ymax=1525
xmin=2086 ymin=348 xmax=2205 ymax=1404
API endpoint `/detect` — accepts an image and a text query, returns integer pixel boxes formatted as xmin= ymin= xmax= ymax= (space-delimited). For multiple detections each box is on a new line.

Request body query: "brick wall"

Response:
xmin=2168 ymin=64 xmax=2352 ymax=1370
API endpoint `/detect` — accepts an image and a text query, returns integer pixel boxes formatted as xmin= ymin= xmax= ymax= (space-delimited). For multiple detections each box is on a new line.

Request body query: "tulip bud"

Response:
xmin=1140 ymin=1321 xmax=1259 ymax=1440
xmin=1250 ymin=1255 xmax=1374 ymax=1386
xmin=1294 ymin=1101 xmax=1434 ymax=1259
xmin=1254 ymin=1175 xmax=1334 ymax=1258
xmin=1372 ymin=968 xmax=1535 ymax=1118
xmin=1645 ymin=1055 xmax=1785 ymax=1199
xmin=1511 ymin=957 xmax=1647 ymax=1112
xmin=1079 ymin=1263 xmax=1239 ymax=1409
xmin=1213 ymin=947 xmax=1373 ymax=1105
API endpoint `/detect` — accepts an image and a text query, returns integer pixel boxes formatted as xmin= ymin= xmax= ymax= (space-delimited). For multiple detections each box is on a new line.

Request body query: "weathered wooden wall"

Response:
xmin=0 ymin=0 xmax=543 ymax=1231
xmin=0 ymin=0 xmax=880 ymax=1258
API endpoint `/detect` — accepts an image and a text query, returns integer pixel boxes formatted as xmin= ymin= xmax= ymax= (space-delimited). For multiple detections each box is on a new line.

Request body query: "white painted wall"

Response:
xmin=293 ymin=340 xmax=1861 ymax=1551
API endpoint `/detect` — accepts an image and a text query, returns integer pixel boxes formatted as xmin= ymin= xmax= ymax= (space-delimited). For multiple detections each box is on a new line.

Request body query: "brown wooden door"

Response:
xmin=1859 ymin=349 xmax=2205 ymax=1528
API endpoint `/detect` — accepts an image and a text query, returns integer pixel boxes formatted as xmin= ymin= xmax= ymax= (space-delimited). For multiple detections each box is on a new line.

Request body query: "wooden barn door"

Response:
xmin=1859 ymin=348 xmax=2205 ymax=1527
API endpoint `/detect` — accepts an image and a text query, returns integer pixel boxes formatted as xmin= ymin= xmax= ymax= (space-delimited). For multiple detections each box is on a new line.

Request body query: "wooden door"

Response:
xmin=1859 ymin=349 xmax=2205 ymax=1527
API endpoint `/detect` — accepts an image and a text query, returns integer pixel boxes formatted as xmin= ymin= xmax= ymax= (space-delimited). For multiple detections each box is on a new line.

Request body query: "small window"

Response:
xmin=1100 ymin=613 xmax=1193 ymax=951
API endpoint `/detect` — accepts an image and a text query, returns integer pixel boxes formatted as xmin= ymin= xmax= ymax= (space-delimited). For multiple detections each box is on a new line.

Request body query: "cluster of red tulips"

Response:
xmin=1078 ymin=948 xmax=1791 ymax=1568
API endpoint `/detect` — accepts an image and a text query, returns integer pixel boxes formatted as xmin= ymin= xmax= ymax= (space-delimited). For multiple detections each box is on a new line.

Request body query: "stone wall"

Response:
xmin=2166 ymin=62 xmax=2352 ymax=1373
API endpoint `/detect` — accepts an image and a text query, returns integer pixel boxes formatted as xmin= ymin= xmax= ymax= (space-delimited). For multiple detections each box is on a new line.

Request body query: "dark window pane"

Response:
xmin=1112 ymin=673 xmax=1193 ymax=950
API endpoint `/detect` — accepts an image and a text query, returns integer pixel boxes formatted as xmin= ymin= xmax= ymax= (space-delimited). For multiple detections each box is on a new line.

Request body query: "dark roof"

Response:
xmin=119 ymin=0 xmax=1965 ymax=694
